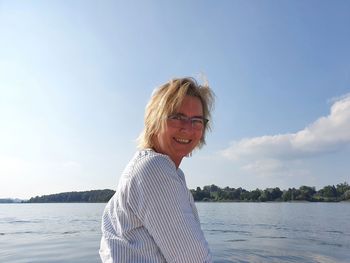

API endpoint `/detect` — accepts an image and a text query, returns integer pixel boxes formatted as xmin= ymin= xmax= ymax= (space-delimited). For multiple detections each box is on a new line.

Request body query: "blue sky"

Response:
xmin=1 ymin=0 xmax=349 ymax=199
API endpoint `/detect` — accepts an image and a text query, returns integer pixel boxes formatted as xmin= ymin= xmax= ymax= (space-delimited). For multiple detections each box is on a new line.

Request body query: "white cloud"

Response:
xmin=221 ymin=94 xmax=350 ymax=176
xmin=241 ymin=158 xmax=285 ymax=176
xmin=62 ymin=161 xmax=81 ymax=169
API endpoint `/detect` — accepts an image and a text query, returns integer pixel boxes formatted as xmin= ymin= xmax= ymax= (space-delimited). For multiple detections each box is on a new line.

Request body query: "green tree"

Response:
xmin=249 ymin=189 xmax=261 ymax=201
xmin=191 ymin=187 xmax=211 ymax=201
xmin=270 ymin=187 xmax=283 ymax=200
xmin=282 ymin=189 xmax=292 ymax=201
xmin=336 ymin=182 xmax=350 ymax=199
xmin=299 ymin=186 xmax=316 ymax=201
xmin=344 ymin=190 xmax=350 ymax=200
xmin=240 ymin=190 xmax=250 ymax=201
xmin=319 ymin=185 xmax=338 ymax=199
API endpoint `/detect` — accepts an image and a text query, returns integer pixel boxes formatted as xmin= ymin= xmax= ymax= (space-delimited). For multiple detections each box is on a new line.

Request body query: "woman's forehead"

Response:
xmin=174 ymin=96 xmax=203 ymax=115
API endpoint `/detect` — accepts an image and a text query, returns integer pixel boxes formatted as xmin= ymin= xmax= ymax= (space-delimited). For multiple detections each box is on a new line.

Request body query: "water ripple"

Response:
xmin=306 ymin=237 xmax=343 ymax=248
xmin=208 ymin=229 xmax=251 ymax=235
xmin=256 ymin=235 xmax=288 ymax=239
xmin=226 ymin=239 xmax=247 ymax=242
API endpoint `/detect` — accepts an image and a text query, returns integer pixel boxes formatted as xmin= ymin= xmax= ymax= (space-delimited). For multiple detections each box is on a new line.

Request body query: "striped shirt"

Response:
xmin=99 ymin=149 xmax=212 ymax=263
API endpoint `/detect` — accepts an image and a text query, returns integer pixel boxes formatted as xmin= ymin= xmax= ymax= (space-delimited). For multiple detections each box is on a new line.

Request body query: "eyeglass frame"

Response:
xmin=167 ymin=113 xmax=209 ymax=130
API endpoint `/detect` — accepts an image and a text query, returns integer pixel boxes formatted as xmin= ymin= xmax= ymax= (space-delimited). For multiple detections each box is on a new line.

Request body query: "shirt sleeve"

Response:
xmin=127 ymin=155 xmax=212 ymax=263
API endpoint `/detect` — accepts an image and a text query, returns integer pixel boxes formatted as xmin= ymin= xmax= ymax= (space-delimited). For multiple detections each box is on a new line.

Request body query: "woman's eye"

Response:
xmin=192 ymin=119 xmax=203 ymax=124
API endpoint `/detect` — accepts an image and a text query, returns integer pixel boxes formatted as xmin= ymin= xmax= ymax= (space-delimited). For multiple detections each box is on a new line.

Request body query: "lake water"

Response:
xmin=0 ymin=202 xmax=349 ymax=262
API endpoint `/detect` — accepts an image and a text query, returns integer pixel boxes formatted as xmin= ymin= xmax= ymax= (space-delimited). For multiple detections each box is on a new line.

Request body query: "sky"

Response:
xmin=1 ymin=0 xmax=349 ymax=199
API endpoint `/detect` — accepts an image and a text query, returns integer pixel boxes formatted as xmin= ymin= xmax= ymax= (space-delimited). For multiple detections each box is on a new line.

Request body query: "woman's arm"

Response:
xmin=128 ymin=155 xmax=212 ymax=263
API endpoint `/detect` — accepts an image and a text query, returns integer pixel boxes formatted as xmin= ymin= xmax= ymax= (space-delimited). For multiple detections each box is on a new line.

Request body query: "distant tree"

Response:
xmin=249 ymin=189 xmax=261 ymax=201
xmin=336 ymin=182 xmax=349 ymax=193
xmin=292 ymin=189 xmax=303 ymax=201
xmin=344 ymin=190 xmax=350 ymax=200
xmin=298 ymin=186 xmax=316 ymax=201
xmin=319 ymin=185 xmax=338 ymax=200
xmin=217 ymin=189 xmax=229 ymax=201
xmin=203 ymin=184 xmax=220 ymax=193
xmin=336 ymin=182 xmax=350 ymax=199
xmin=0 ymin=199 xmax=14 ymax=203
xmin=270 ymin=187 xmax=283 ymax=200
xmin=233 ymin=188 xmax=243 ymax=200
xmin=259 ymin=189 xmax=271 ymax=202
xmin=282 ymin=189 xmax=292 ymax=201
xmin=191 ymin=187 xmax=211 ymax=201
xmin=240 ymin=190 xmax=250 ymax=201
xmin=258 ymin=194 xmax=267 ymax=202
xmin=258 ymin=188 xmax=282 ymax=201
xmin=27 ymin=189 xmax=115 ymax=203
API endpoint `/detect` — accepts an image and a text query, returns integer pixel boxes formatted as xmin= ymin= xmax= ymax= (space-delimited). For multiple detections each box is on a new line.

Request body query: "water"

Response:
xmin=197 ymin=202 xmax=350 ymax=262
xmin=0 ymin=202 xmax=349 ymax=263
xmin=0 ymin=203 xmax=103 ymax=263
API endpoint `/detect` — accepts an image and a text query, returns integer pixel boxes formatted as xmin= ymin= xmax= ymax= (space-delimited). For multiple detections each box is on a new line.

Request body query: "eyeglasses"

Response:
xmin=167 ymin=113 xmax=208 ymax=130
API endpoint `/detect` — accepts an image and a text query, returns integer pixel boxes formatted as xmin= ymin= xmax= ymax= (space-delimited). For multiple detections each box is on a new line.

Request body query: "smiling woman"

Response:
xmin=138 ymin=77 xmax=213 ymax=151
xmin=99 ymin=77 xmax=215 ymax=263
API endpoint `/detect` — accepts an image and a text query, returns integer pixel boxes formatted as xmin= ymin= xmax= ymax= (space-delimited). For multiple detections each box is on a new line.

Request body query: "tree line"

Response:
xmin=23 ymin=182 xmax=350 ymax=203
xmin=190 ymin=182 xmax=350 ymax=202
xmin=0 ymin=198 xmax=19 ymax=203
xmin=27 ymin=189 xmax=115 ymax=203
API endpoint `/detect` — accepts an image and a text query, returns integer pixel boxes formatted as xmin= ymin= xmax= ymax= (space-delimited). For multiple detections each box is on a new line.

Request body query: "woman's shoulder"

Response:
xmin=123 ymin=149 xmax=180 ymax=181
xmin=134 ymin=148 xmax=175 ymax=170
xmin=127 ymin=149 xmax=183 ymax=191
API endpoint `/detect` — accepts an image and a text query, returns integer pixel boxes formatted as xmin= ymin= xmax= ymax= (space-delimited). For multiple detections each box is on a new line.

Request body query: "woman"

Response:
xmin=100 ymin=77 xmax=214 ymax=263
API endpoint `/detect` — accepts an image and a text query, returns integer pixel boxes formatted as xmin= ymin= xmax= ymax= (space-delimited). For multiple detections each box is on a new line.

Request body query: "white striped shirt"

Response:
xmin=99 ymin=149 xmax=212 ymax=263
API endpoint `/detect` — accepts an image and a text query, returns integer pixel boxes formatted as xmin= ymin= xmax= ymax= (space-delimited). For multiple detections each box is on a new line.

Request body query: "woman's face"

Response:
xmin=154 ymin=95 xmax=204 ymax=168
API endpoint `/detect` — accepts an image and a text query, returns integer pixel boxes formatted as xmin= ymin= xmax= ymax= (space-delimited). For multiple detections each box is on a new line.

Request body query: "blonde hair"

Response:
xmin=137 ymin=77 xmax=215 ymax=150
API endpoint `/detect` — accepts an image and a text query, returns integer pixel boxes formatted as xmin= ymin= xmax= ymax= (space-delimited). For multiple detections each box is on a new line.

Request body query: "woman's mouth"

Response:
xmin=174 ymin=138 xmax=191 ymax=144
